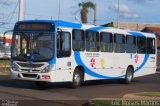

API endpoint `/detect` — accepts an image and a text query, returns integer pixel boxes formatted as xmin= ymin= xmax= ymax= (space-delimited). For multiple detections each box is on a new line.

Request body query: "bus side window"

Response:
xmin=114 ymin=34 xmax=125 ymax=53
xmin=137 ymin=36 xmax=146 ymax=54
xmin=86 ymin=31 xmax=99 ymax=52
xmin=147 ymin=38 xmax=155 ymax=54
xmin=100 ymin=32 xmax=113 ymax=52
xmin=72 ymin=29 xmax=85 ymax=51
xmin=57 ymin=31 xmax=71 ymax=58
xmin=126 ymin=35 xmax=136 ymax=53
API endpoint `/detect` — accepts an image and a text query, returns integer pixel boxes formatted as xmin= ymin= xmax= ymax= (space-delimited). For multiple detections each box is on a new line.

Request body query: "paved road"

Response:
xmin=0 ymin=73 xmax=159 ymax=106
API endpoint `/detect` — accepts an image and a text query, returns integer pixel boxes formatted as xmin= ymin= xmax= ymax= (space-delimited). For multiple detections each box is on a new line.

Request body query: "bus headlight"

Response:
xmin=11 ymin=62 xmax=19 ymax=71
xmin=41 ymin=64 xmax=55 ymax=73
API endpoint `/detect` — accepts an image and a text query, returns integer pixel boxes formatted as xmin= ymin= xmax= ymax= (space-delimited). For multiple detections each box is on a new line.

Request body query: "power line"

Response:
xmin=8 ymin=1 xmax=18 ymax=23
xmin=58 ymin=0 xmax=61 ymax=20
xmin=25 ymin=13 xmax=52 ymax=17
xmin=0 ymin=0 xmax=18 ymax=23
xmin=0 ymin=0 xmax=8 ymax=9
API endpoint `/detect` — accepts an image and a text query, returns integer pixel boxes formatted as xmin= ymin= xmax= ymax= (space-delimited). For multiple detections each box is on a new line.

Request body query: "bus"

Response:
xmin=10 ymin=20 xmax=157 ymax=88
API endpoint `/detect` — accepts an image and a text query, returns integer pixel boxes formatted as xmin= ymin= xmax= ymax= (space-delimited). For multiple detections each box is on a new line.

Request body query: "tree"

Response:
xmin=78 ymin=1 xmax=96 ymax=24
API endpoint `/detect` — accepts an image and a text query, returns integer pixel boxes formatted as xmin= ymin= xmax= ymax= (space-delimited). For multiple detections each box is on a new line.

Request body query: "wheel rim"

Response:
xmin=127 ymin=71 xmax=132 ymax=81
xmin=74 ymin=73 xmax=81 ymax=86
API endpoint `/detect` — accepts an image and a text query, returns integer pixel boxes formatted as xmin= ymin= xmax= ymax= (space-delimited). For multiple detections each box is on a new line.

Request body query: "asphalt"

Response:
xmin=0 ymin=73 xmax=159 ymax=106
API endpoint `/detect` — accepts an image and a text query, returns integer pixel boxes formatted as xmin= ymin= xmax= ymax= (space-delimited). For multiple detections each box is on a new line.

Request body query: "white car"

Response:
xmin=0 ymin=44 xmax=11 ymax=59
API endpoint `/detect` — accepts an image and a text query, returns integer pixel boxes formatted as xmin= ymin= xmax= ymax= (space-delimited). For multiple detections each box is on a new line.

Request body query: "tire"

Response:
xmin=72 ymin=69 xmax=83 ymax=89
xmin=124 ymin=67 xmax=133 ymax=84
xmin=35 ymin=81 xmax=46 ymax=88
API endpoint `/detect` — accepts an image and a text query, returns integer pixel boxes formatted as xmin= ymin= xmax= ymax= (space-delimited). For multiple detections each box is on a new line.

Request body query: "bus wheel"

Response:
xmin=35 ymin=81 xmax=46 ymax=88
xmin=72 ymin=69 xmax=82 ymax=89
xmin=124 ymin=67 xmax=133 ymax=84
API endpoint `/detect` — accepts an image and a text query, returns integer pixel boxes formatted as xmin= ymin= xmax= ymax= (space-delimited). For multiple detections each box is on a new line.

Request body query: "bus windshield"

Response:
xmin=11 ymin=31 xmax=54 ymax=62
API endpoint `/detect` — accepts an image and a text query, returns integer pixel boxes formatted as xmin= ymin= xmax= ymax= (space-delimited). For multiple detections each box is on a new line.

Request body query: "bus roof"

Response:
xmin=16 ymin=20 xmax=156 ymax=38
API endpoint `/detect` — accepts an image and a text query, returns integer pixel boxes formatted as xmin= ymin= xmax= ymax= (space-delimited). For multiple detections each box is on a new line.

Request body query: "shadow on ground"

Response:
xmin=0 ymin=74 xmax=140 ymax=90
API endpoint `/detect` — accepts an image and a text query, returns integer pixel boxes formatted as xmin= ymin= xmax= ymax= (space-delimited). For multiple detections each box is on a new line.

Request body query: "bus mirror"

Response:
xmin=3 ymin=37 xmax=6 ymax=45
xmin=57 ymin=28 xmax=62 ymax=35
xmin=57 ymin=28 xmax=62 ymax=32
xmin=3 ymin=30 xmax=13 ymax=45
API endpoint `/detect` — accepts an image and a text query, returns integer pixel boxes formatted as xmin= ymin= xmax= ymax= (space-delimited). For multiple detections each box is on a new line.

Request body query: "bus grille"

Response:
xmin=21 ymin=69 xmax=41 ymax=73
xmin=22 ymin=73 xmax=37 ymax=78
xmin=17 ymin=62 xmax=44 ymax=68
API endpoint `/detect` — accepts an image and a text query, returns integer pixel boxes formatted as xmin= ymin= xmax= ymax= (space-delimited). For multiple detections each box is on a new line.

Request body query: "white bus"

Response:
xmin=10 ymin=20 xmax=157 ymax=88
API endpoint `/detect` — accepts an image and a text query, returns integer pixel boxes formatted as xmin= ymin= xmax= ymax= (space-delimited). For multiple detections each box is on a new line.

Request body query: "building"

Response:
xmin=102 ymin=22 xmax=160 ymax=31
xmin=141 ymin=27 xmax=160 ymax=49
xmin=0 ymin=34 xmax=12 ymax=44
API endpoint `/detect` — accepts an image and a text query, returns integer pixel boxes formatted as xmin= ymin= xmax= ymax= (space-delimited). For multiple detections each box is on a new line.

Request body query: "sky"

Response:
xmin=0 ymin=0 xmax=160 ymax=33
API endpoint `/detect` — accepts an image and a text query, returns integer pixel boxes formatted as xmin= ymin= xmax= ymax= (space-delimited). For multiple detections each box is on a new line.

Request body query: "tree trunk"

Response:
xmin=81 ymin=11 xmax=87 ymax=24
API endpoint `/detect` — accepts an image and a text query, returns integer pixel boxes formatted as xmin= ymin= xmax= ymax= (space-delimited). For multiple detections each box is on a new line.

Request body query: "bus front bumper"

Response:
xmin=10 ymin=69 xmax=55 ymax=82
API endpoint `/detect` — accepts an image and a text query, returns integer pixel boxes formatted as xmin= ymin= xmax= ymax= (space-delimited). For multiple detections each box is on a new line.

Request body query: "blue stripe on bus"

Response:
xmin=74 ymin=51 xmax=125 ymax=79
xmin=128 ymin=31 xmax=150 ymax=73
xmin=88 ymin=26 xmax=106 ymax=31
xmin=128 ymin=32 xmax=145 ymax=37
xmin=74 ymin=51 xmax=149 ymax=79
xmin=54 ymin=20 xmax=82 ymax=29
xmin=48 ymin=53 xmax=56 ymax=64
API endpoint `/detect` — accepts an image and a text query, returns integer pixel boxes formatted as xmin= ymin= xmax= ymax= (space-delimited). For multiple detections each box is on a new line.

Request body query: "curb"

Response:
xmin=89 ymin=93 xmax=160 ymax=106
xmin=89 ymin=96 xmax=160 ymax=106
xmin=0 ymin=72 xmax=10 ymax=75
xmin=0 ymin=65 xmax=10 ymax=68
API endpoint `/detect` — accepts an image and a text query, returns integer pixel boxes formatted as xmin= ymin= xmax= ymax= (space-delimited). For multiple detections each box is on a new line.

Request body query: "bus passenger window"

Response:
xmin=137 ymin=36 xmax=146 ymax=54
xmin=57 ymin=32 xmax=71 ymax=58
xmin=147 ymin=38 xmax=155 ymax=54
xmin=86 ymin=31 xmax=99 ymax=52
xmin=114 ymin=34 xmax=125 ymax=53
xmin=126 ymin=35 xmax=136 ymax=53
xmin=100 ymin=32 xmax=113 ymax=52
xmin=72 ymin=29 xmax=85 ymax=51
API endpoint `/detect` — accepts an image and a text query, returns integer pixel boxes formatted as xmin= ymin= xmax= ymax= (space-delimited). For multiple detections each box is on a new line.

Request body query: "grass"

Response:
xmin=134 ymin=92 xmax=160 ymax=97
xmin=0 ymin=68 xmax=10 ymax=73
xmin=90 ymin=92 xmax=160 ymax=106
xmin=0 ymin=60 xmax=10 ymax=73
xmin=0 ymin=60 xmax=10 ymax=66
xmin=90 ymin=100 xmax=115 ymax=106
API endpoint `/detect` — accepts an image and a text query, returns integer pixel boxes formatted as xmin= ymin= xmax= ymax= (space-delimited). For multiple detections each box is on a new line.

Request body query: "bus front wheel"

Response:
xmin=72 ymin=69 xmax=83 ymax=88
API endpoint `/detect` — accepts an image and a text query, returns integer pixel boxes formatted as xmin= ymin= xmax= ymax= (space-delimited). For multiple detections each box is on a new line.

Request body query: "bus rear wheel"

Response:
xmin=72 ymin=69 xmax=83 ymax=89
xmin=124 ymin=67 xmax=134 ymax=84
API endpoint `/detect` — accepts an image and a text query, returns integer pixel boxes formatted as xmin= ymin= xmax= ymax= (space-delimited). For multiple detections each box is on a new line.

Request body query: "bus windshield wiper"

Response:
xmin=21 ymin=31 xmax=29 ymax=38
xmin=33 ymin=32 xmax=44 ymax=41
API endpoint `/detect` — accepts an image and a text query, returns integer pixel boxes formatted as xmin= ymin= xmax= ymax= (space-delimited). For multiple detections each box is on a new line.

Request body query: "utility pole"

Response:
xmin=117 ymin=0 xmax=119 ymax=28
xmin=93 ymin=3 xmax=96 ymax=25
xmin=18 ymin=0 xmax=24 ymax=20
xmin=58 ymin=0 xmax=61 ymax=20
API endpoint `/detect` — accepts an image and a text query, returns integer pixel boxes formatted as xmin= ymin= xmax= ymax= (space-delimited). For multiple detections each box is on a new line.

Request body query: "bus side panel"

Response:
xmin=76 ymin=52 xmax=126 ymax=81
xmin=133 ymin=54 xmax=156 ymax=78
